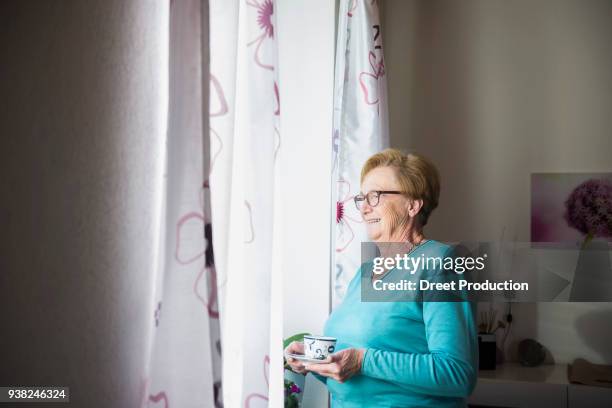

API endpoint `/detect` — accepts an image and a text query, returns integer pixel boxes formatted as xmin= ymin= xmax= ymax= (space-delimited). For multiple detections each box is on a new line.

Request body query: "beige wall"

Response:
xmin=383 ymin=0 xmax=612 ymax=364
xmin=0 ymin=1 xmax=167 ymax=405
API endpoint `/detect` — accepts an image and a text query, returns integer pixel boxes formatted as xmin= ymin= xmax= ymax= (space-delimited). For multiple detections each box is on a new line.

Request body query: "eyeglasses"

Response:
xmin=354 ymin=190 xmax=403 ymax=210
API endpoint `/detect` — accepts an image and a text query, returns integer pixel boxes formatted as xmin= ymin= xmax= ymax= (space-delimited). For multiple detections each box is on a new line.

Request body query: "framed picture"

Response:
xmin=531 ymin=173 xmax=612 ymax=245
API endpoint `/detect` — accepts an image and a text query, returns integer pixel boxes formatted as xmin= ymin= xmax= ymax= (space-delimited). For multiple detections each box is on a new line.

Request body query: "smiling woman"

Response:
xmin=285 ymin=148 xmax=478 ymax=408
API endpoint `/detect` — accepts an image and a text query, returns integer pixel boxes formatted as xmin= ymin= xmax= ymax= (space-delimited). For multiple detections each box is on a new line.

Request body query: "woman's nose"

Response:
xmin=360 ymin=202 xmax=373 ymax=216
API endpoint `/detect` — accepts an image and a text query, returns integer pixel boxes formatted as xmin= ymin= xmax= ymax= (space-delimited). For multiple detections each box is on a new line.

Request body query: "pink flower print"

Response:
xmin=193 ymin=222 xmax=220 ymax=318
xmin=274 ymin=81 xmax=280 ymax=115
xmin=195 ymin=263 xmax=220 ymax=319
xmin=148 ymin=392 xmax=169 ymax=408
xmin=336 ymin=200 xmax=344 ymax=224
xmin=358 ymin=51 xmax=385 ymax=112
xmin=244 ymin=355 xmax=270 ymax=407
xmin=255 ymin=0 xmax=274 ymax=38
xmin=336 ymin=179 xmax=363 ymax=252
xmin=209 ymin=127 xmax=223 ymax=178
xmin=247 ymin=0 xmax=275 ymax=71
xmin=175 ymin=211 xmax=206 ymax=265
xmin=209 ymin=74 xmax=227 ymax=178
xmin=175 ymin=188 xmax=220 ymax=319
xmin=210 ymin=74 xmax=228 ymax=117
xmin=347 ymin=0 xmax=357 ymax=17
xmin=139 ymin=377 xmax=170 ymax=408
xmin=140 ymin=379 xmax=169 ymax=408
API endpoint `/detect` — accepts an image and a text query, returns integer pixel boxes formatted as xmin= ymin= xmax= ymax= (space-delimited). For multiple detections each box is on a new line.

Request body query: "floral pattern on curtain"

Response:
xmin=332 ymin=0 xmax=389 ymax=307
xmin=209 ymin=0 xmax=281 ymax=406
xmin=140 ymin=1 xmax=222 ymax=407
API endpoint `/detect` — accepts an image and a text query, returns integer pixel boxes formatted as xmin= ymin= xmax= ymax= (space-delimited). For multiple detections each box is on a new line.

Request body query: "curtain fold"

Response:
xmin=141 ymin=1 xmax=221 ymax=407
xmin=209 ymin=0 xmax=282 ymax=406
xmin=332 ymin=0 xmax=389 ymax=307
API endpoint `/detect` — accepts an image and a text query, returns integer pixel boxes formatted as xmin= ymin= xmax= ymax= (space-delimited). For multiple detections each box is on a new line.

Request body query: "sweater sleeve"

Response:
xmin=309 ymin=371 xmax=328 ymax=385
xmin=361 ymin=299 xmax=478 ymax=397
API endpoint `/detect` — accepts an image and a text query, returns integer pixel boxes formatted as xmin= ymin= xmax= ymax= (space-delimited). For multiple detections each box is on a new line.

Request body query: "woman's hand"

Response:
xmin=304 ymin=348 xmax=365 ymax=383
xmin=284 ymin=341 xmax=307 ymax=375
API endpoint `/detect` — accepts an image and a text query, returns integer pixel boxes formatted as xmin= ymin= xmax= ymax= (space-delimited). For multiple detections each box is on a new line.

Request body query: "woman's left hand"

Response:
xmin=304 ymin=348 xmax=365 ymax=383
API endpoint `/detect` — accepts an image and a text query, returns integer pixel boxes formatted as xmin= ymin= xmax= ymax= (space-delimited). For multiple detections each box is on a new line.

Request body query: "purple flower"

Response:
xmin=257 ymin=0 xmax=274 ymax=38
xmin=336 ymin=201 xmax=344 ymax=223
xmin=564 ymin=178 xmax=612 ymax=239
xmin=290 ymin=383 xmax=301 ymax=394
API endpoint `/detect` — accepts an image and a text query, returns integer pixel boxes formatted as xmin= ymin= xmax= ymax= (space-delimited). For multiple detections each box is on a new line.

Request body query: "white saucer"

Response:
xmin=286 ymin=353 xmax=330 ymax=364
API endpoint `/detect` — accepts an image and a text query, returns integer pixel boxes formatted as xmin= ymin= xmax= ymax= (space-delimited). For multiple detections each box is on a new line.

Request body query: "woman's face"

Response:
xmin=360 ymin=166 xmax=413 ymax=242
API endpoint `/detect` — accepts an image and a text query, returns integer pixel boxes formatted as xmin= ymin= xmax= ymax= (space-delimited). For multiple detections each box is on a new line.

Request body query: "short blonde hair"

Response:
xmin=360 ymin=148 xmax=440 ymax=227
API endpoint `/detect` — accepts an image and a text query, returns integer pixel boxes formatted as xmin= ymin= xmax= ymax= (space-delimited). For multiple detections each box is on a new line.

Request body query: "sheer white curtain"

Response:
xmin=141 ymin=1 xmax=221 ymax=407
xmin=332 ymin=0 xmax=389 ymax=307
xmin=143 ymin=0 xmax=318 ymax=405
xmin=209 ymin=0 xmax=283 ymax=406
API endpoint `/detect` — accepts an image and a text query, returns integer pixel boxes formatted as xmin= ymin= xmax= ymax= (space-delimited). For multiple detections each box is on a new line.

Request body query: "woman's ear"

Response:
xmin=408 ymin=199 xmax=423 ymax=218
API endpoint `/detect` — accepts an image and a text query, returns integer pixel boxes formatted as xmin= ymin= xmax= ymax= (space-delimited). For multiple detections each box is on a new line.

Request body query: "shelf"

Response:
xmin=478 ymin=363 xmax=568 ymax=385
xmin=470 ymin=363 xmax=612 ymax=408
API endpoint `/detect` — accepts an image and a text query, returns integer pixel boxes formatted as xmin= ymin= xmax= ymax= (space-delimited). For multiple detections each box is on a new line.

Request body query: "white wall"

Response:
xmin=383 ymin=0 xmax=612 ymax=364
xmin=277 ymin=1 xmax=336 ymax=406
xmin=0 ymin=1 xmax=167 ymax=406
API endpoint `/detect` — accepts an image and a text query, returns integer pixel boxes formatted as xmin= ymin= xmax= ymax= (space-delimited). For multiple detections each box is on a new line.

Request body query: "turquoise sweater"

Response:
xmin=315 ymin=240 xmax=478 ymax=407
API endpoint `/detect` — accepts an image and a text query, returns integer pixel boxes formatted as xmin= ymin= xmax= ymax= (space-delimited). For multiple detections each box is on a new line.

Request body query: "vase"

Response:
xmin=478 ymin=333 xmax=497 ymax=370
xmin=569 ymin=238 xmax=612 ymax=301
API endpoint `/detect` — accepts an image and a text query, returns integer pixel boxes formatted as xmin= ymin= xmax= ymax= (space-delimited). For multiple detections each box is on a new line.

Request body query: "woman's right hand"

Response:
xmin=284 ymin=341 xmax=307 ymax=374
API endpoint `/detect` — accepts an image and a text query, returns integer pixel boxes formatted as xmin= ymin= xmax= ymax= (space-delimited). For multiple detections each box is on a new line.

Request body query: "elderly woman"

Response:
xmin=285 ymin=149 xmax=478 ymax=407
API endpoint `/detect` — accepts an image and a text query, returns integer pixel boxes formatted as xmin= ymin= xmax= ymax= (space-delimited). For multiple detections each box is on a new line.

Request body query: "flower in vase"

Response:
xmin=284 ymin=379 xmax=302 ymax=407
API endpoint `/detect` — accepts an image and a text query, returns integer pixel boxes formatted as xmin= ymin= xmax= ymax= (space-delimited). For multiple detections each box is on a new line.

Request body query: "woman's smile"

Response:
xmin=360 ymin=166 xmax=418 ymax=242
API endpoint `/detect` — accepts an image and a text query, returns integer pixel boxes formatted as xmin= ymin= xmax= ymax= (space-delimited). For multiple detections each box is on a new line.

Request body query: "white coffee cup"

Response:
xmin=303 ymin=335 xmax=337 ymax=360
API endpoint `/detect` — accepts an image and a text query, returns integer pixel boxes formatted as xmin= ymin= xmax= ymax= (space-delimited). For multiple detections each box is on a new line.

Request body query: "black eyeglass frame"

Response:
xmin=353 ymin=190 xmax=403 ymax=210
